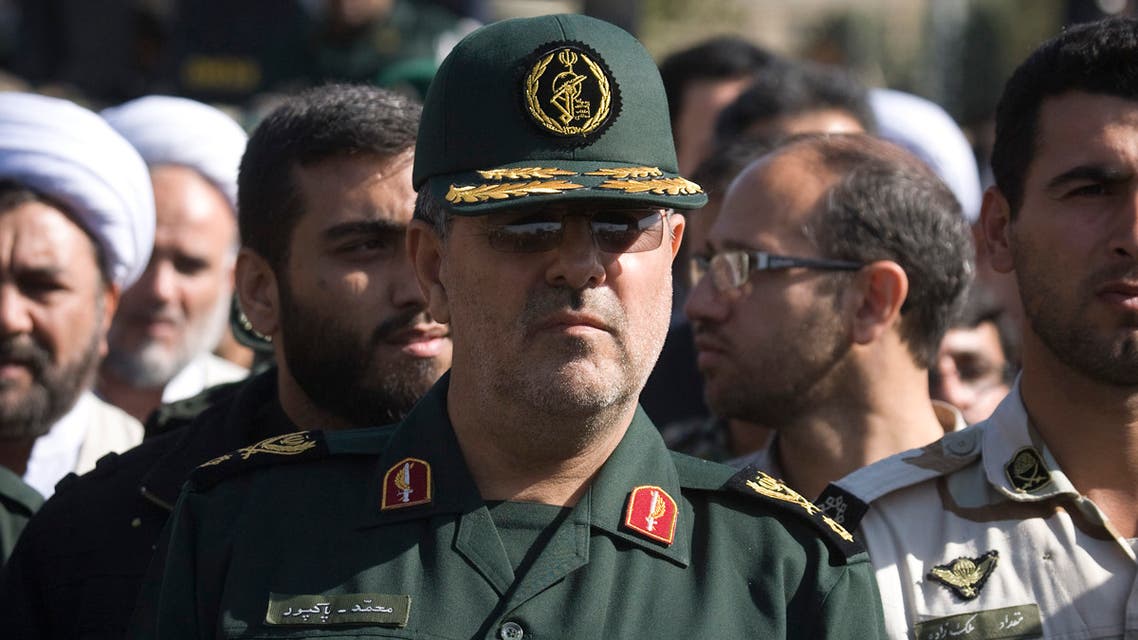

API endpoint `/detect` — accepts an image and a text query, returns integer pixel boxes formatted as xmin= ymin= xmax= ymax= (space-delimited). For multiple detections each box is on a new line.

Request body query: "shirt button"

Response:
xmin=947 ymin=431 xmax=977 ymax=455
xmin=499 ymin=621 xmax=524 ymax=640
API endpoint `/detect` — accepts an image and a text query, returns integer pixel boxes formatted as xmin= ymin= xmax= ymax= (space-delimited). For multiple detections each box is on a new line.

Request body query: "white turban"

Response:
xmin=870 ymin=89 xmax=983 ymax=223
xmin=102 ymin=95 xmax=248 ymax=211
xmin=0 ymin=92 xmax=155 ymax=289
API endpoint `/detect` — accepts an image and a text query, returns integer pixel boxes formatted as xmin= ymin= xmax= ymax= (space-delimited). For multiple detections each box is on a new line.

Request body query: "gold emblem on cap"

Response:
xmin=477 ymin=167 xmax=579 ymax=180
xmin=525 ymin=47 xmax=612 ymax=137
xmin=446 ymin=180 xmax=585 ymax=204
xmin=597 ymin=177 xmax=704 ymax=196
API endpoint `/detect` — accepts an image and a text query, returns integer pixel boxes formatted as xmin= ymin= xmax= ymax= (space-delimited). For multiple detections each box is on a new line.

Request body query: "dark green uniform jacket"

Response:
xmin=0 ymin=466 xmax=42 ymax=565
xmin=132 ymin=374 xmax=885 ymax=639
xmin=0 ymin=369 xmax=289 ymax=639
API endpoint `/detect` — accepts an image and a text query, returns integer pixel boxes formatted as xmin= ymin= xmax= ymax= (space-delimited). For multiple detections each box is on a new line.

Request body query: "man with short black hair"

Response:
xmin=713 ymin=60 xmax=875 ymax=149
xmin=658 ymin=35 xmax=779 ymax=175
xmin=824 ymin=17 xmax=1138 ymax=638
xmin=131 ymin=15 xmax=884 ymax=639
xmin=0 ymin=84 xmax=450 ymax=638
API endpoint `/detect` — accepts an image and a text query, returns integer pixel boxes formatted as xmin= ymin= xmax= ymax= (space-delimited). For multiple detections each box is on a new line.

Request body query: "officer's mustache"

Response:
xmin=519 ymin=287 xmax=625 ymax=334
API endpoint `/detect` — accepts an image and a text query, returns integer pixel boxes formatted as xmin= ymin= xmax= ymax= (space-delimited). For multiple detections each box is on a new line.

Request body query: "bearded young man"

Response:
xmin=0 ymin=84 xmax=451 ymax=638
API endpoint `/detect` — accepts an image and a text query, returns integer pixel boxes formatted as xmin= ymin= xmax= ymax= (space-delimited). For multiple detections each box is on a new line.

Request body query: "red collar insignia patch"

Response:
xmin=623 ymin=485 xmax=678 ymax=545
xmin=381 ymin=457 xmax=432 ymax=511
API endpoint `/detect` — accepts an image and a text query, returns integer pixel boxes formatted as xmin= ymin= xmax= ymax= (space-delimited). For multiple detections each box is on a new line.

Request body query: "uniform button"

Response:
xmin=947 ymin=431 xmax=977 ymax=455
xmin=499 ymin=621 xmax=524 ymax=640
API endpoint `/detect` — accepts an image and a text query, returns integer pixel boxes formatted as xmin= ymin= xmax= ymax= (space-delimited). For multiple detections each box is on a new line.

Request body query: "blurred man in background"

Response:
xmin=99 ymin=96 xmax=249 ymax=423
xmin=687 ymin=133 xmax=973 ymax=499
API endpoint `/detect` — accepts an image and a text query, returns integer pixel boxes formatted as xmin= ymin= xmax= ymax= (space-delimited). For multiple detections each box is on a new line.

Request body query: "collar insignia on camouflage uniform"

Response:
xmin=928 ymin=550 xmax=998 ymax=600
xmin=1004 ymin=447 xmax=1052 ymax=493
xmin=522 ymin=42 xmax=620 ymax=144
xmin=623 ymin=485 xmax=678 ymax=545
xmin=381 ymin=457 xmax=432 ymax=510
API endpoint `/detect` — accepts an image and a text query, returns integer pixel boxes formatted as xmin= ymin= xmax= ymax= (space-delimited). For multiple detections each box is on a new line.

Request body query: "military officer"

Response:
xmin=820 ymin=17 xmax=1138 ymax=639
xmin=130 ymin=14 xmax=885 ymax=639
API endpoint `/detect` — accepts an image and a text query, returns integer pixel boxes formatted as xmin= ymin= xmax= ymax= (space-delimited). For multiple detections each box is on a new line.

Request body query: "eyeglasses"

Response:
xmin=690 ymin=249 xmax=863 ymax=294
xmin=481 ymin=207 xmax=672 ymax=254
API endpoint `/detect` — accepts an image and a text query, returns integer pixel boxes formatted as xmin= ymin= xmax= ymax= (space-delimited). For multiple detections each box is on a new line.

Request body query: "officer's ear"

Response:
xmin=407 ymin=219 xmax=450 ymax=324
xmin=236 ymin=248 xmax=280 ymax=339
xmin=847 ymin=259 xmax=907 ymax=346
xmin=981 ymin=186 xmax=1015 ymax=274
xmin=667 ymin=212 xmax=685 ymax=260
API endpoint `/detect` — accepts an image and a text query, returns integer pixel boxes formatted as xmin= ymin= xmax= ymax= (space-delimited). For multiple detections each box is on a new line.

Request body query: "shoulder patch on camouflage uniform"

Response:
xmin=189 ymin=431 xmax=329 ymax=490
xmin=726 ymin=466 xmax=863 ymax=560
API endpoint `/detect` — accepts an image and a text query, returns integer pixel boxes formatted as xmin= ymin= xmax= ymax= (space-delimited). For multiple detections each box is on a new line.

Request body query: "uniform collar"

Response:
xmin=360 ymin=374 xmax=690 ymax=566
xmin=980 ymin=377 xmax=1078 ymax=502
xmin=584 ymin=405 xmax=690 ymax=567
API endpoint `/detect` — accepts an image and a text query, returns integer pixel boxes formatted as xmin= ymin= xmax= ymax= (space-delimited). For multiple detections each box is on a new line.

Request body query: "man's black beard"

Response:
xmin=278 ymin=279 xmax=439 ymax=427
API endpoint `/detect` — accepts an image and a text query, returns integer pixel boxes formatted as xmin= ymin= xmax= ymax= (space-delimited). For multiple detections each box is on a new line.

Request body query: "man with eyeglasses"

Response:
xmin=130 ymin=14 xmax=884 ymax=638
xmin=685 ymin=133 xmax=974 ymax=501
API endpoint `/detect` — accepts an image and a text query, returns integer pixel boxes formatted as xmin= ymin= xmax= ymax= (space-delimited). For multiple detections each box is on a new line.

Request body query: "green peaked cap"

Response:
xmin=413 ymin=13 xmax=707 ymax=214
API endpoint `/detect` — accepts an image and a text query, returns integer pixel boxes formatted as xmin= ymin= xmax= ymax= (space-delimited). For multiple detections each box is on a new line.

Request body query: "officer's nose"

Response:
xmin=547 ymin=217 xmax=606 ymax=289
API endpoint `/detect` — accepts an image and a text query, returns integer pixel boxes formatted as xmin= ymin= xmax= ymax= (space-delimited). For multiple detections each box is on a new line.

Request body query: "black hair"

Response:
xmin=238 ymin=84 xmax=422 ymax=269
xmin=992 ymin=17 xmax=1138 ymax=215
xmin=658 ymin=36 xmax=779 ymax=136
xmin=783 ymin=134 xmax=974 ymax=368
xmin=713 ymin=60 xmax=875 ymax=146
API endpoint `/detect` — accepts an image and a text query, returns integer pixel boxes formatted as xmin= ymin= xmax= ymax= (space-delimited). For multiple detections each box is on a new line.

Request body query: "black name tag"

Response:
xmin=265 ymin=593 xmax=410 ymax=627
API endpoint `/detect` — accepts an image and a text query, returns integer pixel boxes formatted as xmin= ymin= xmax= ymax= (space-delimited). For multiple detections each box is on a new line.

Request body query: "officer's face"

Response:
xmin=103 ymin=165 xmax=237 ymax=388
xmin=685 ymin=149 xmax=852 ymax=425
xmin=0 ymin=200 xmax=115 ymax=439
xmin=419 ymin=200 xmax=683 ymax=417
xmin=278 ymin=152 xmax=451 ymax=426
xmin=985 ymin=91 xmax=1138 ymax=385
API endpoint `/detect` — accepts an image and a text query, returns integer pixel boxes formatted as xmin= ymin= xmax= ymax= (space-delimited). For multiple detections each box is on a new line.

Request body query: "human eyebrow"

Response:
xmin=321 ymin=219 xmax=407 ymax=242
xmin=1045 ymin=164 xmax=1131 ymax=192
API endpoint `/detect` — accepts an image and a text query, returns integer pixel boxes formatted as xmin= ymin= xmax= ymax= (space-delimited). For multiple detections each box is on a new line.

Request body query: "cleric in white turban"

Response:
xmin=97 ymin=96 xmax=250 ymax=420
xmin=102 ymin=95 xmax=248 ymax=211
xmin=869 ymin=88 xmax=983 ymax=224
xmin=0 ymin=92 xmax=155 ymax=498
